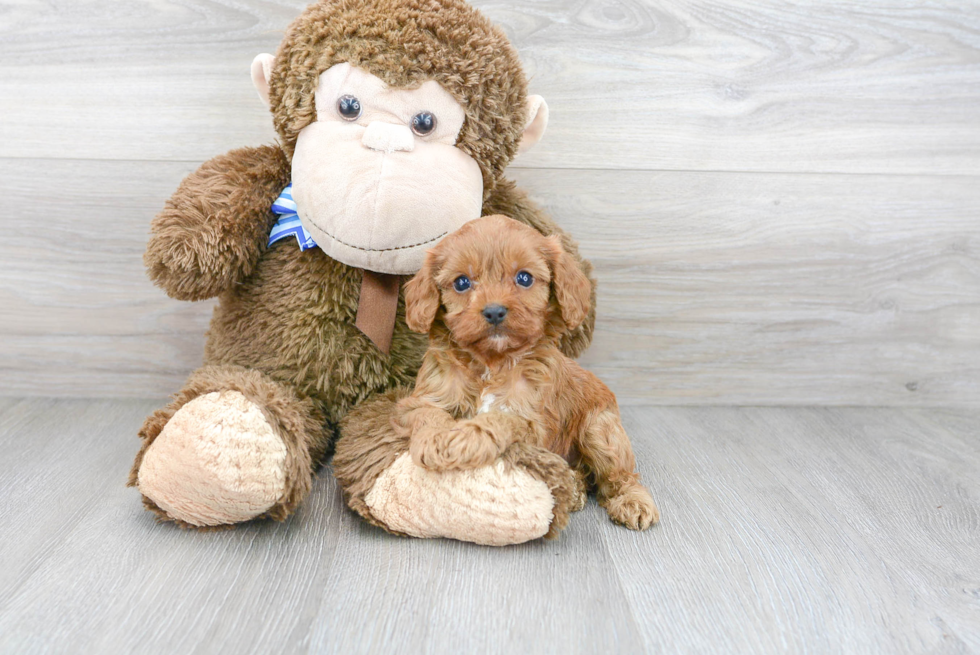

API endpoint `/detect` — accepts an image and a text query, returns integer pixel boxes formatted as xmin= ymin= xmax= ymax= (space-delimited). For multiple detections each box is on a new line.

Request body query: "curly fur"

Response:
xmin=397 ymin=216 xmax=659 ymax=530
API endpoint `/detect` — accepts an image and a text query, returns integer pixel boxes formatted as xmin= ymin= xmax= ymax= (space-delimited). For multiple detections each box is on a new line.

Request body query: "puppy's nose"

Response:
xmin=482 ymin=304 xmax=508 ymax=326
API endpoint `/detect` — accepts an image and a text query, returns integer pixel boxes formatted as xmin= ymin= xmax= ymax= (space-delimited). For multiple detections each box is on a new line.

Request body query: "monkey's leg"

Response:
xmin=580 ymin=409 xmax=660 ymax=531
xmin=334 ymin=390 xmax=585 ymax=545
xmin=129 ymin=365 xmax=326 ymax=528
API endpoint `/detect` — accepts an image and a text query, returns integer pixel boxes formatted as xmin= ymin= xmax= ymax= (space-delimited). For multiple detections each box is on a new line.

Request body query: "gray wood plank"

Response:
xmin=1 ymin=0 xmax=979 ymax=174
xmin=606 ymin=406 xmax=980 ymax=652
xmin=305 ymin=499 xmax=643 ymax=653
xmin=2 ymin=158 xmax=977 ymax=405
xmin=783 ymin=408 xmax=980 ymax=651
xmin=1 ymin=400 xmax=978 ymax=653
xmin=903 ymin=406 xmax=980 ymax=444
xmin=560 ymin=167 xmax=980 ymax=406
xmin=0 ymin=399 xmax=160 ymax=608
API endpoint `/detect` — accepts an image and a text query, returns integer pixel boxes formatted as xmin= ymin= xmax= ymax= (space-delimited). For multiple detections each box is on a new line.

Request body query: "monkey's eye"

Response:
xmin=453 ymin=275 xmax=471 ymax=293
xmin=515 ymin=271 xmax=534 ymax=288
xmin=337 ymin=95 xmax=361 ymax=121
xmin=411 ymin=111 xmax=436 ymax=136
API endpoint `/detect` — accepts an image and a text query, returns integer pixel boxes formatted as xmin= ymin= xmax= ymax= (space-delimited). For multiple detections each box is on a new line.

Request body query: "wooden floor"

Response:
xmin=1 ymin=398 xmax=977 ymax=654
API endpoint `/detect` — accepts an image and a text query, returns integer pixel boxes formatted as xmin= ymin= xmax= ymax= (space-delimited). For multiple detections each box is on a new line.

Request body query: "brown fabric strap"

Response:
xmin=355 ymin=271 xmax=402 ymax=355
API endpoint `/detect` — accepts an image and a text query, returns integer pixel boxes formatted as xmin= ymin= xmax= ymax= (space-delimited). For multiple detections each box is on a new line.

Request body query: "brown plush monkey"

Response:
xmin=130 ymin=0 xmax=596 ymax=543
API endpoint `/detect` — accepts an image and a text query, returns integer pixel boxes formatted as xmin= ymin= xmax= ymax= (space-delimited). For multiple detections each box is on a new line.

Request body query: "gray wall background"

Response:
xmin=1 ymin=0 xmax=978 ymax=405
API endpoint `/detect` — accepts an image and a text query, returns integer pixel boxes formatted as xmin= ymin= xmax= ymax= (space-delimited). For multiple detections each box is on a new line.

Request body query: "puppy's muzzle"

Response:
xmin=482 ymin=304 xmax=508 ymax=326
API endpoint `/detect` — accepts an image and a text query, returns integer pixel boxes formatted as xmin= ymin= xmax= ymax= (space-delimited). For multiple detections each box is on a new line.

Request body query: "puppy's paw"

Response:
xmin=408 ymin=423 xmax=449 ymax=470
xmin=604 ymin=484 xmax=660 ymax=531
xmin=410 ymin=419 xmax=502 ymax=471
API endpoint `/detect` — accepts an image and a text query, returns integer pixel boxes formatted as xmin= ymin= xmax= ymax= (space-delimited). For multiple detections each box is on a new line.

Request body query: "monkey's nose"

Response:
xmin=361 ymin=121 xmax=415 ymax=153
xmin=482 ymin=304 xmax=508 ymax=326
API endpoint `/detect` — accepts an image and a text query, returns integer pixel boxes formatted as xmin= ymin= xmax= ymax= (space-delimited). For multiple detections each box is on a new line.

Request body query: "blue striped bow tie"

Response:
xmin=268 ymin=184 xmax=318 ymax=251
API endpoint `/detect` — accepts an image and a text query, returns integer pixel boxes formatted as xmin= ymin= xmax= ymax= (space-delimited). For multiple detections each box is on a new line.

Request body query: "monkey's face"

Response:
xmin=250 ymin=1 xmax=552 ymax=274
xmin=289 ymin=63 xmax=484 ymax=274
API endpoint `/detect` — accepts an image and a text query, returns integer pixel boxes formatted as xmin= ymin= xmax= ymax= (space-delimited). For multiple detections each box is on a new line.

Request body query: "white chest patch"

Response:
xmin=477 ymin=392 xmax=512 ymax=415
xmin=478 ymin=393 xmax=496 ymax=414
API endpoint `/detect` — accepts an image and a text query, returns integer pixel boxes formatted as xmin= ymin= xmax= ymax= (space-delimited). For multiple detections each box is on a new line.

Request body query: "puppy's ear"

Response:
xmin=543 ymin=235 xmax=591 ymax=331
xmin=405 ymin=250 xmax=441 ymax=333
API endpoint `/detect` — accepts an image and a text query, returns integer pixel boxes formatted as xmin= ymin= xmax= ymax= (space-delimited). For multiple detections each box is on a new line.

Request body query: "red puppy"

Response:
xmin=398 ymin=215 xmax=659 ymax=531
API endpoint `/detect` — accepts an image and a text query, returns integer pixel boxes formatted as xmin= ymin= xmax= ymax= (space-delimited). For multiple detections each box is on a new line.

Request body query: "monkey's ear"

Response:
xmin=404 ymin=250 xmax=442 ymax=333
xmin=517 ymin=95 xmax=549 ymax=155
xmin=251 ymin=53 xmax=275 ymax=107
xmin=543 ymin=235 xmax=591 ymax=331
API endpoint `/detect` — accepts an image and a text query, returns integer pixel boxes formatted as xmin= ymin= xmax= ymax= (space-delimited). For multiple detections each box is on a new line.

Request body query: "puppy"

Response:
xmin=397 ymin=215 xmax=659 ymax=531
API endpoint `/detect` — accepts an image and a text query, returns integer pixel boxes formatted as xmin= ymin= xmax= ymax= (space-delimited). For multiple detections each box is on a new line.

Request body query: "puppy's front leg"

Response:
xmin=581 ymin=409 xmax=660 ymax=530
xmin=412 ymin=411 xmax=532 ymax=472
xmin=395 ymin=396 xmax=457 ymax=470
xmin=454 ymin=412 xmax=536 ymax=467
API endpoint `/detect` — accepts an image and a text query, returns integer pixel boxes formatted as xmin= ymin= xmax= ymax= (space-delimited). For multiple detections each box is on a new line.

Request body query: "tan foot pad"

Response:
xmin=364 ymin=452 xmax=555 ymax=546
xmin=138 ymin=391 xmax=287 ymax=526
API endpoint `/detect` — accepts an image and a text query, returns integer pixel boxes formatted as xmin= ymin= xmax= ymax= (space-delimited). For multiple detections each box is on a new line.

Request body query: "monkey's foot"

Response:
xmin=360 ymin=443 xmax=584 ymax=546
xmin=364 ymin=452 xmax=551 ymax=546
xmin=137 ymin=391 xmax=288 ymax=527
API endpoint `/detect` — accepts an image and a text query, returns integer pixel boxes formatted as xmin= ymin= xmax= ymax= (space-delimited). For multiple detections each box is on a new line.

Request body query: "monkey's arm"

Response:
xmin=145 ymin=145 xmax=291 ymax=301
xmin=485 ymin=178 xmax=597 ymax=358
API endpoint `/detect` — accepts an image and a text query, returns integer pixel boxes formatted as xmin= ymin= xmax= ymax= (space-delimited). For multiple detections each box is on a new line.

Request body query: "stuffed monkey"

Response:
xmin=130 ymin=0 xmax=596 ymax=544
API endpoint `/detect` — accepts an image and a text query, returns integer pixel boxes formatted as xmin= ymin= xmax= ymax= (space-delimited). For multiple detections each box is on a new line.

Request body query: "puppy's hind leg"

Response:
xmin=581 ymin=409 xmax=659 ymax=530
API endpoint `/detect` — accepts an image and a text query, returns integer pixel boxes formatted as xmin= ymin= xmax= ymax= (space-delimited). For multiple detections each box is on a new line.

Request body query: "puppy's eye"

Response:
xmin=337 ymin=95 xmax=361 ymax=121
xmin=515 ymin=271 xmax=534 ymax=288
xmin=411 ymin=111 xmax=436 ymax=136
xmin=453 ymin=275 xmax=471 ymax=293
